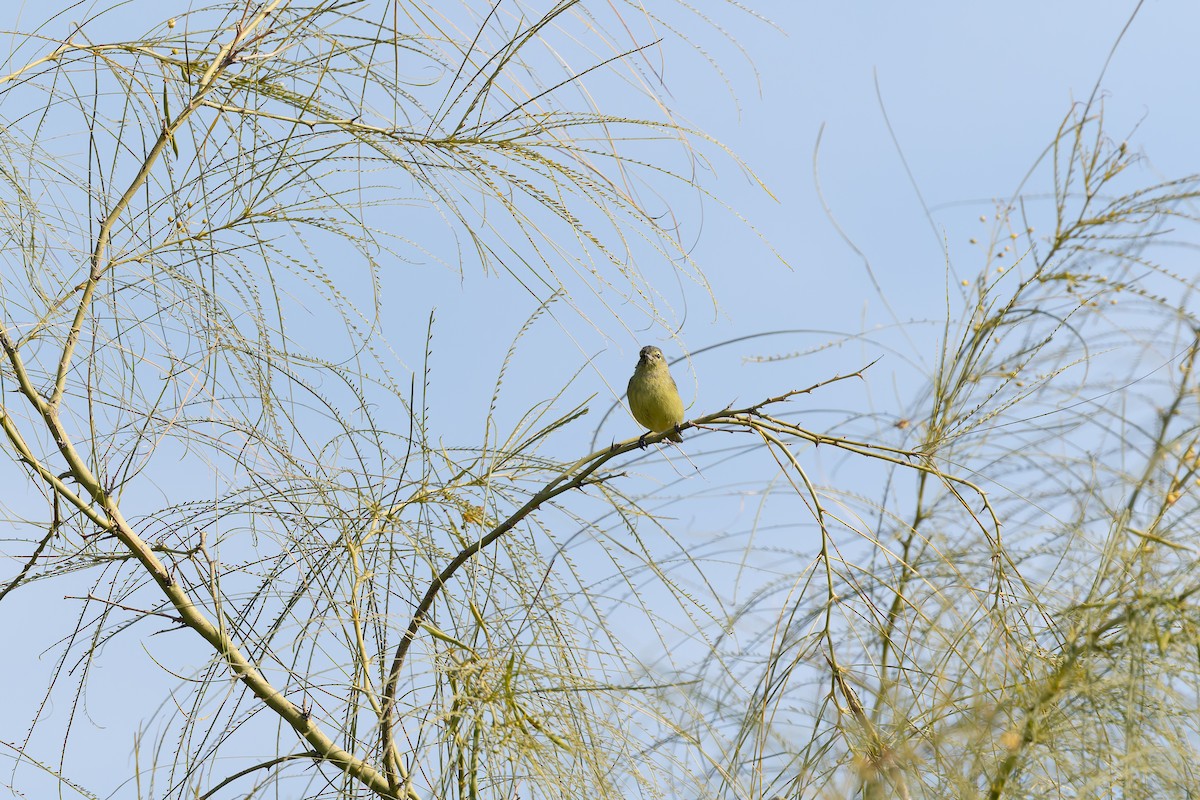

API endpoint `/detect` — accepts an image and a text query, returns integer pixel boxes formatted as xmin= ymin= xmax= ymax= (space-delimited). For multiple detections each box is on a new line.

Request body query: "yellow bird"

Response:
xmin=627 ymin=345 xmax=685 ymax=445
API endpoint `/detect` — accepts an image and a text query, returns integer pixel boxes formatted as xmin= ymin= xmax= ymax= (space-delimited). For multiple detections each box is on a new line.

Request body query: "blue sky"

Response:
xmin=4 ymin=1 xmax=1200 ymax=795
xmin=394 ymin=1 xmax=1200 ymax=474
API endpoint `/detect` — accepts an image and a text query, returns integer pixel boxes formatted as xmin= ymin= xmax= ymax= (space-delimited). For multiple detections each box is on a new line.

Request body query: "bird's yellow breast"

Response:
xmin=627 ymin=363 xmax=684 ymax=432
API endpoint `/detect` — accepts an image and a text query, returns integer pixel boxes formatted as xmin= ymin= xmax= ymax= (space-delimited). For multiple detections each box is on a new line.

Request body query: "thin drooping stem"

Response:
xmin=378 ymin=432 xmax=634 ymax=789
xmin=0 ymin=5 xmax=417 ymax=798
xmin=51 ymin=3 xmax=280 ymax=409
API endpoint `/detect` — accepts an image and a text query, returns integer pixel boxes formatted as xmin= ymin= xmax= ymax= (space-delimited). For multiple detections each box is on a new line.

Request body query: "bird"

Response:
xmin=627 ymin=345 xmax=685 ymax=446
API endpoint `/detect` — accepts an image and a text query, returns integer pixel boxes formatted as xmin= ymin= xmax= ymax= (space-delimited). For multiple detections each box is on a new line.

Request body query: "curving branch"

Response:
xmin=375 ymin=360 xmax=997 ymax=791
xmin=0 ymin=5 xmax=413 ymax=799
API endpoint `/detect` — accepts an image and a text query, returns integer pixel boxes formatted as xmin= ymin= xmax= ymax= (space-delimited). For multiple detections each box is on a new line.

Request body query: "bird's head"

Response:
xmin=638 ymin=345 xmax=666 ymax=367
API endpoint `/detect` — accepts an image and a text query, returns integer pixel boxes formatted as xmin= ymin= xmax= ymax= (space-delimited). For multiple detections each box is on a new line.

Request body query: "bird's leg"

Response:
xmin=638 ymin=433 xmax=649 ymax=449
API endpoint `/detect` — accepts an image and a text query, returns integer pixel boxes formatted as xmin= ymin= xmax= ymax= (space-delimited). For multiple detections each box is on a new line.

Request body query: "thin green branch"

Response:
xmin=50 ymin=2 xmax=282 ymax=409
